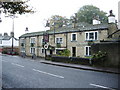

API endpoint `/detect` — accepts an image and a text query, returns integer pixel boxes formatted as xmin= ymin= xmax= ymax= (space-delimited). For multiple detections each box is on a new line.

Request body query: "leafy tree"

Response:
xmin=77 ymin=5 xmax=108 ymax=24
xmin=0 ymin=1 xmax=34 ymax=15
xmin=46 ymin=15 xmax=69 ymax=30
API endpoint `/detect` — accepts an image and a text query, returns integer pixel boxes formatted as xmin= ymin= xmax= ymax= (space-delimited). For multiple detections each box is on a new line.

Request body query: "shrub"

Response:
xmin=92 ymin=51 xmax=107 ymax=65
xmin=2 ymin=50 xmax=7 ymax=54
xmin=58 ymin=49 xmax=70 ymax=57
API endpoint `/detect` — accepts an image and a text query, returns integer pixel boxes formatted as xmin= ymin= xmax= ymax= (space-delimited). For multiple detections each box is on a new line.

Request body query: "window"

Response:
xmin=85 ymin=46 xmax=91 ymax=56
xmin=20 ymin=38 xmax=25 ymax=43
xmin=21 ymin=48 xmax=25 ymax=52
xmin=0 ymin=40 xmax=2 ymax=44
xmin=41 ymin=38 xmax=45 ymax=45
xmin=20 ymin=38 xmax=25 ymax=47
xmin=71 ymin=33 xmax=77 ymax=41
xmin=41 ymin=48 xmax=45 ymax=54
xmin=56 ymin=38 xmax=63 ymax=44
xmin=85 ymin=31 xmax=98 ymax=41
xmin=30 ymin=38 xmax=35 ymax=43
xmin=30 ymin=48 xmax=35 ymax=54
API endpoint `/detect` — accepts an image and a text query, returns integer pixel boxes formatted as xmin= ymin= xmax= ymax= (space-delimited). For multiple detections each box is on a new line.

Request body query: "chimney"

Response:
xmin=25 ymin=27 xmax=29 ymax=33
xmin=0 ymin=33 xmax=2 ymax=36
xmin=4 ymin=32 xmax=8 ymax=36
xmin=93 ymin=15 xmax=101 ymax=25
xmin=72 ymin=13 xmax=77 ymax=28
xmin=108 ymin=10 xmax=116 ymax=24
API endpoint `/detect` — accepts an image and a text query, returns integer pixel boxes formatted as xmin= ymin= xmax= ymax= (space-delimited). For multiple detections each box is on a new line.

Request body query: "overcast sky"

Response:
xmin=0 ymin=0 xmax=120 ymax=38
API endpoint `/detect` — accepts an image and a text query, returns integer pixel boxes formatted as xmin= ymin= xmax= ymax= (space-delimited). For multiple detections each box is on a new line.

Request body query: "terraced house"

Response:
xmin=19 ymin=11 xmax=119 ymax=58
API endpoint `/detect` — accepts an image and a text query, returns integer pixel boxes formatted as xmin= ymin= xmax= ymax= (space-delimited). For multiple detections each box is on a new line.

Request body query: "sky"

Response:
xmin=0 ymin=0 xmax=120 ymax=38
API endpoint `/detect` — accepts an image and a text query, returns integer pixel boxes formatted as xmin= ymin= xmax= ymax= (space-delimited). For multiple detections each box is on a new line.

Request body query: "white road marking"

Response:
xmin=33 ymin=69 xmax=64 ymax=79
xmin=12 ymin=63 xmax=24 ymax=68
xmin=90 ymin=83 xmax=115 ymax=90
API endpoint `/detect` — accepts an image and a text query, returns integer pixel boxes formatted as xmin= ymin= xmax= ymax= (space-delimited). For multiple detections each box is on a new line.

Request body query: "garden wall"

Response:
xmin=91 ymin=42 xmax=120 ymax=67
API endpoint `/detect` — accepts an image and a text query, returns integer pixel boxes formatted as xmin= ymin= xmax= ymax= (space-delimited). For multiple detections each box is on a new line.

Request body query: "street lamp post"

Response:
xmin=6 ymin=14 xmax=17 ymax=55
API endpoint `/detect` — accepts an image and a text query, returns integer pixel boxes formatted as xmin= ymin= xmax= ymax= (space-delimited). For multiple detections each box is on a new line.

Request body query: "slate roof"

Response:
xmin=0 ymin=35 xmax=18 ymax=41
xmin=19 ymin=23 xmax=109 ymax=38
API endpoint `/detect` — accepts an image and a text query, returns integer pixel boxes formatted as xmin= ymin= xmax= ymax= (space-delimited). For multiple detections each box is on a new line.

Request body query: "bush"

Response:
xmin=57 ymin=49 xmax=70 ymax=57
xmin=92 ymin=51 xmax=107 ymax=65
xmin=2 ymin=50 xmax=7 ymax=54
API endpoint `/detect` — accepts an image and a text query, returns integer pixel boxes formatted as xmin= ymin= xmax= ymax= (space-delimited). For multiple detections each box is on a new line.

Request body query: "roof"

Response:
xmin=0 ymin=35 xmax=18 ymax=41
xmin=108 ymin=29 xmax=120 ymax=38
xmin=19 ymin=23 xmax=109 ymax=38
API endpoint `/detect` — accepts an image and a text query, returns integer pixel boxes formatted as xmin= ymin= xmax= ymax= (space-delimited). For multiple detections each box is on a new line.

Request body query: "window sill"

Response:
xmin=84 ymin=55 xmax=91 ymax=57
xmin=85 ymin=40 xmax=98 ymax=42
xmin=71 ymin=40 xmax=77 ymax=42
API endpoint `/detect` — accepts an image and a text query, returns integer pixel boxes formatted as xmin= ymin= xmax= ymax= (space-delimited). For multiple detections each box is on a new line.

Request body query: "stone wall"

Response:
xmin=91 ymin=42 xmax=120 ymax=67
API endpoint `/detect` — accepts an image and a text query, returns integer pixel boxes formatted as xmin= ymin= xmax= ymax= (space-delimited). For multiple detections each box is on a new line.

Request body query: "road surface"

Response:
xmin=1 ymin=55 xmax=118 ymax=89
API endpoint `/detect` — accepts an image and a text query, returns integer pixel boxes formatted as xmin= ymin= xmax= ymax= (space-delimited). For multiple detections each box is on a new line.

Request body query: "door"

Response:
xmin=72 ymin=47 xmax=76 ymax=57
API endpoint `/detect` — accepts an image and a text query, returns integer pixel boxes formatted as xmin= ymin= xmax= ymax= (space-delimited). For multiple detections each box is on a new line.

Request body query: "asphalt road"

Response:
xmin=1 ymin=55 xmax=119 ymax=89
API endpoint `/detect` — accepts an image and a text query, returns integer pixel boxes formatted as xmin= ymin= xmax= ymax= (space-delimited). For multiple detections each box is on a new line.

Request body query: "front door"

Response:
xmin=72 ymin=47 xmax=76 ymax=57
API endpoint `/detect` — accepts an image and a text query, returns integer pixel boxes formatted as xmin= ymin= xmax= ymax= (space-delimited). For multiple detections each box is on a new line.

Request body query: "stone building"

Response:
xmin=19 ymin=11 xmax=119 ymax=58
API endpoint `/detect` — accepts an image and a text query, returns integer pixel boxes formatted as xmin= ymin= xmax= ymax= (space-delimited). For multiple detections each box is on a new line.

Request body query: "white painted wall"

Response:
xmin=0 ymin=38 xmax=19 ymax=47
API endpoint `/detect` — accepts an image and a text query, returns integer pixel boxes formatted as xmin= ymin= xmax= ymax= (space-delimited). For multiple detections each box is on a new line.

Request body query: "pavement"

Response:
xmin=38 ymin=58 xmax=120 ymax=74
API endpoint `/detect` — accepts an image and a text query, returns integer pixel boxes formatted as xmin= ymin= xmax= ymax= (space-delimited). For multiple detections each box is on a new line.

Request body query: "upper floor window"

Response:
xmin=20 ymin=38 xmax=25 ymax=43
xmin=0 ymin=40 xmax=2 ymax=44
xmin=30 ymin=38 xmax=35 ymax=43
xmin=41 ymin=38 xmax=45 ymax=43
xmin=71 ymin=33 xmax=77 ymax=41
xmin=85 ymin=31 xmax=98 ymax=41
xmin=56 ymin=37 xmax=63 ymax=44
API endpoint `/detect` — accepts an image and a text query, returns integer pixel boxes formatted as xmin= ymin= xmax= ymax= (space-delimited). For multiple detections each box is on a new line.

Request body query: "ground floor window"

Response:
xmin=85 ymin=46 xmax=91 ymax=56
xmin=21 ymin=47 xmax=25 ymax=52
xmin=41 ymin=48 xmax=45 ymax=54
xmin=30 ymin=47 xmax=35 ymax=54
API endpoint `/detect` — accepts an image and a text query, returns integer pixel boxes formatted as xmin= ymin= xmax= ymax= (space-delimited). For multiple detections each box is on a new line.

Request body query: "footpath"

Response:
xmin=38 ymin=59 xmax=119 ymax=74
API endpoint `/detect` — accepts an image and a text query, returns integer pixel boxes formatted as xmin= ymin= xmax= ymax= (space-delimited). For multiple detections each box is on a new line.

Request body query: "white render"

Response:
xmin=0 ymin=38 xmax=19 ymax=47
xmin=93 ymin=19 xmax=101 ymax=25
xmin=108 ymin=16 xmax=116 ymax=23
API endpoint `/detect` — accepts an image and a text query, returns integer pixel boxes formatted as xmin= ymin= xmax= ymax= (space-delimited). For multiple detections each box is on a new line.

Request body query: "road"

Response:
xmin=1 ymin=55 xmax=119 ymax=89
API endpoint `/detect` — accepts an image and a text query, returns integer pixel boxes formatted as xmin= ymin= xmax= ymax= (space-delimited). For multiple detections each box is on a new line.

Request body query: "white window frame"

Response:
xmin=84 ymin=46 xmax=91 ymax=56
xmin=30 ymin=37 xmax=36 ymax=44
xmin=41 ymin=48 xmax=45 ymax=54
xmin=0 ymin=40 xmax=2 ymax=44
xmin=30 ymin=47 xmax=35 ymax=54
xmin=71 ymin=33 xmax=77 ymax=41
xmin=85 ymin=31 xmax=98 ymax=41
xmin=21 ymin=47 xmax=25 ymax=52
xmin=20 ymin=38 xmax=25 ymax=43
xmin=55 ymin=37 xmax=63 ymax=44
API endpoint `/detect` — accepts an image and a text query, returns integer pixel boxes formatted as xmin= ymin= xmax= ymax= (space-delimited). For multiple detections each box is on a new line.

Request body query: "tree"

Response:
xmin=0 ymin=1 xmax=34 ymax=15
xmin=46 ymin=15 xmax=69 ymax=30
xmin=76 ymin=5 xmax=108 ymax=24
